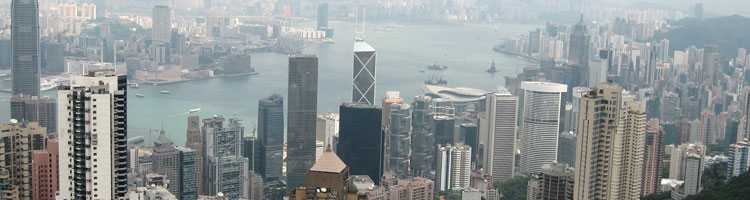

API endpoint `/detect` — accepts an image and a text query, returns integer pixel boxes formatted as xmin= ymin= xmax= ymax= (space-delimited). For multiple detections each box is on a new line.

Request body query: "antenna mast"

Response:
xmin=355 ymin=4 xmax=365 ymax=41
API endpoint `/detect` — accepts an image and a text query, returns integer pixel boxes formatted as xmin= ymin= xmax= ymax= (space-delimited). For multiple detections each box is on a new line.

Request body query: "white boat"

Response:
xmin=189 ymin=108 xmax=202 ymax=113
xmin=387 ymin=24 xmax=405 ymax=28
xmin=40 ymin=79 xmax=59 ymax=91
xmin=135 ymin=94 xmax=145 ymax=98
xmin=129 ymin=83 xmax=139 ymax=88
xmin=160 ymin=90 xmax=171 ymax=94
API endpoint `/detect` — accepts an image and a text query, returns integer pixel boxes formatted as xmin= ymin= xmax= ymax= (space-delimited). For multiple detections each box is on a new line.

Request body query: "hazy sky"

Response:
xmin=622 ymin=0 xmax=750 ymax=16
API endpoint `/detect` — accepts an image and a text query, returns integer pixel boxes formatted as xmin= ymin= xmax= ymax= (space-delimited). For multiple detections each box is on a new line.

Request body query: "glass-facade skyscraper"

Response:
xmin=11 ymin=0 xmax=40 ymax=97
xmin=337 ymin=102 xmax=384 ymax=185
xmin=258 ymin=94 xmax=284 ymax=182
xmin=287 ymin=55 xmax=318 ymax=190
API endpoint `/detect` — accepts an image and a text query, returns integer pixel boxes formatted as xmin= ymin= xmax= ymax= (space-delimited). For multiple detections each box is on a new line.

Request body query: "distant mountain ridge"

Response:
xmin=652 ymin=15 xmax=750 ymax=59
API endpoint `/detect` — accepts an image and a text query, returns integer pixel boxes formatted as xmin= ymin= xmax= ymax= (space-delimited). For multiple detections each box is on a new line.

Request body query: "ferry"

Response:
xmin=40 ymin=79 xmax=59 ymax=91
xmin=189 ymin=108 xmax=202 ymax=113
xmin=135 ymin=94 xmax=145 ymax=98
xmin=427 ymin=62 xmax=448 ymax=70
xmin=387 ymin=24 xmax=405 ymax=28
xmin=129 ymin=83 xmax=140 ymax=88
xmin=160 ymin=90 xmax=171 ymax=94
xmin=374 ymin=27 xmax=393 ymax=32
xmin=322 ymin=38 xmax=336 ymax=44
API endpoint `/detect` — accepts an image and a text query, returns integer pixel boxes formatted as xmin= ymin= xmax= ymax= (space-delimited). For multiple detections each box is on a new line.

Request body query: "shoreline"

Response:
xmin=492 ymin=45 xmax=540 ymax=63
xmin=139 ymin=72 xmax=259 ymax=86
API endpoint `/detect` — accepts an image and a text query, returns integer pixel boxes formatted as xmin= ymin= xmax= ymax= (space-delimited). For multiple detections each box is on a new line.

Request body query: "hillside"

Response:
xmin=652 ymin=15 xmax=750 ymax=58
xmin=683 ymin=167 xmax=750 ymax=200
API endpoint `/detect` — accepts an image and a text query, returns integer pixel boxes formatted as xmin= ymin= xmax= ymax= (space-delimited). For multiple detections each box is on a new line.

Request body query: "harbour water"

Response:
xmin=0 ymin=21 xmax=540 ymax=145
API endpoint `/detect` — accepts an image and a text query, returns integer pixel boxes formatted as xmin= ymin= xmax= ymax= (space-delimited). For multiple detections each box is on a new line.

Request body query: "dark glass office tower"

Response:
xmin=433 ymin=115 xmax=455 ymax=146
xmin=11 ymin=0 xmax=40 ymax=97
xmin=316 ymin=3 xmax=328 ymax=30
xmin=568 ymin=15 xmax=589 ymax=67
xmin=287 ymin=55 xmax=318 ymax=190
xmin=337 ymin=103 xmax=384 ymax=185
xmin=258 ymin=94 xmax=284 ymax=182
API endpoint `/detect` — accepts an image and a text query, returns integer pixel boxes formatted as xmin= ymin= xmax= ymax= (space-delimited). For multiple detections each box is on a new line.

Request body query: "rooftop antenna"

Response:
xmin=355 ymin=4 xmax=365 ymax=41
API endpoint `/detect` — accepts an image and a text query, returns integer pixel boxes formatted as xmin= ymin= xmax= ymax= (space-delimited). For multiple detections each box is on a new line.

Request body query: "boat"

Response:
xmin=424 ymin=75 xmax=448 ymax=85
xmin=135 ymin=94 xmax=145 ymax=98
xmin=419 ymin=70 xmax=426 ymax=73
xmin=374 ymin=27 xmax=393 ymax=32
xmin=189 ymin=108 xmax=202 ymax=113
xmin=160 ymin=90 xmax=171 ymax=94
xmin=322 ymin=38 xmax=336 ymax=44
xmin=387 ymin=24 xmax=405 ymax=28
xmin=40 ymin=79 xmax=59 ymax=91
xmin=427 ymin=62 xmax=448 ymax=70
xmin=486 ymin=60 xmax=498 ymax=73
xmin=129 ymin=83 xmax=140 ymax=88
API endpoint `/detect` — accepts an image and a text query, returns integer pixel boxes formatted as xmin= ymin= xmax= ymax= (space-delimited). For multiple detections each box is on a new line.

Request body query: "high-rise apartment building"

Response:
xmin=527 ymin=162 xmax=574 ymax=200
xmin=32 ymin=138 xmax=58 ymax=200
xmin=520 ymin=82 xmax=567 ymax=175
xmin=573 ymin=82 xmax=646 ymax=200
xmin=152 ymin=6 xmax=171 ymax=43
xmin=58 ymin=72 xmax=128 ymax=199
xmin=435 ymin=144 xmax=471 ymax=191
xmin=683 ymin=154 xmax=703 ymax=196
xmin=287 ymin=55 xmax=318 ymax=189
xmin=0 ymin=122 xmax=46 ymax=199
xmin=669 ymin=143 xmax=706 ymax=180
xmin=315 ymin=112 xmax=339 ymax=150
xmin=11 ymin=0 xmax=41 ymax=97
xmin=411 ymin=96 xmax=435 ymax=178
xmin=482 ymin=92 xmax=518 ymax=183
xmin=388 ymin=177 xmax=435 ymax=200
xmin=185 ymin=116 xmax=203 ymax=195
xmin=258 ymin=94 xmax=284 ymax=182
xmin=352 ymin=40 xmax=377 ymax=105
xmin=388 ymin=101 xmax=412 ymax=178
xmin=338 ymin=103 xmax=384 ymax=185
xmin=728 ymin=141 xmax=750 ymax=179
xmin=642 ymin=119 xmax=665 ymax=197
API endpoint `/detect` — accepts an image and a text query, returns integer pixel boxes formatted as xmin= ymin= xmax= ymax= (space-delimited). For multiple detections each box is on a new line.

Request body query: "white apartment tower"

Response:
xmin=57 ymin=71 xmax=128 ymax=199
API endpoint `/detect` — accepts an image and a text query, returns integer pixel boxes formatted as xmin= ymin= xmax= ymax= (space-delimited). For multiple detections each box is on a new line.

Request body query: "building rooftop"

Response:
xmin=520 ymin=81 xmax=568 ymax=93
xmin=421 ymin=85 xmax=488 ymax=102
xmin=354 ymin=41 xmax=376 ymax=52
xmin=309 ymin=147 xmax=347 ymax=173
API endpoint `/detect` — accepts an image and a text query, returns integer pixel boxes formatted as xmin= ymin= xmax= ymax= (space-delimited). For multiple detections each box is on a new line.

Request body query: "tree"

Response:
xmin=494 ymin=176 xmax=531 ymax=200
xmin=684 ymin=167 xmax=750 ymax=200
xmin=641 ymin=192 xmax=670 ymax=200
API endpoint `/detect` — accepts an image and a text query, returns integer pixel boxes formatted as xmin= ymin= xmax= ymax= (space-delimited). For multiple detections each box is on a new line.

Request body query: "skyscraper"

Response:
xmin=258 ymin=94 xmax=284 ymax=182
xmin=527 ymin=162 xmax=574 ymax=200
xmin=642 ymin=119 xmax=665 ymax=197
xmin=0 ymin=121 xmax=46 ymax=200
xmin=11 ymin=0 xmax=41 ymax=97
xmin=573 ymin=82 xmax=646 ymax=200
xmin=58 ymin=72 xmax=128 ymax=199
xmin=669 ymin=143 xmax=706 ymax=181
xmin=316 ymin=3 xmax=328 ymax=30
xmin=352 ymin=40 xmax=377 ymax=105
xmin=383 ymin=91 xmax=405 ymax=176
xmin=201 ymin=116 xmax=250 ymax=199
xmin=287 ymin=55 xmax=318 ymax=190
xmin=388 ymin=101 xmax=412 ymax=178
xmin=482 ymin=92 xmax=518 ymax=183
xmin=433 ymin=115 xmax=455 ymax=146
xmin=568 ymin=15 xmax=590 ymax=67
xmin=10 ymin=95 xmax=56 ymax=134
xmin=435 ymin=144 xmax=471 ymax=191
xmin=152 ymin=6 xmax=171 ymax=43
xmin=337 ymin=103 xmax=384 ymax=185
xmin=683 ymin=154 xmax=703 ymax=195
xmin=520 ymin=82 xmax=567 ymax=175
xmin=557 ymin=131 xmax=577 ymax=168
xmin=185 ymin=116 xmax=203 ymax=195
xmin=32 ymin=138 xmax=58 ymax=200
xmin=175 ymin=146 xmax=197 ymax=200
xmin=411 ymin=96 xmax=435 ymax=178
xmin=152 ymin=131 xmax=180 ymax=196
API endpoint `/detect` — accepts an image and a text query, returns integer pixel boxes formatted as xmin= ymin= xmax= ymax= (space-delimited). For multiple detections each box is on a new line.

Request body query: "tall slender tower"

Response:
xmin=568 ymin=15 xmax=590 ymax=67
xmin=287 ymin=55 xmax=319 ymax=190
xmin=352 ymin=41 xmax=377 ymax=105
xmin=258 ymin=94 xmax=284 ymax=182
xmin=483 ymin=92 xmax=518 ymax=183
xmin=574 ymin=82 xmax=646 ymax=200
xmin=57 ymin=71 xmax=128 ymax=199
xmin=642 ymin=119 xmax=665 ymax=197
xmin=11 ymin=0 xmax=40 ymax=97
xmin=519 ymin=82 xmax=567 ymax=175
xmin=411 ymin=96 xmax=435 ymax=178
xmin=185 ymin=116 xmax=203 ymax=195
